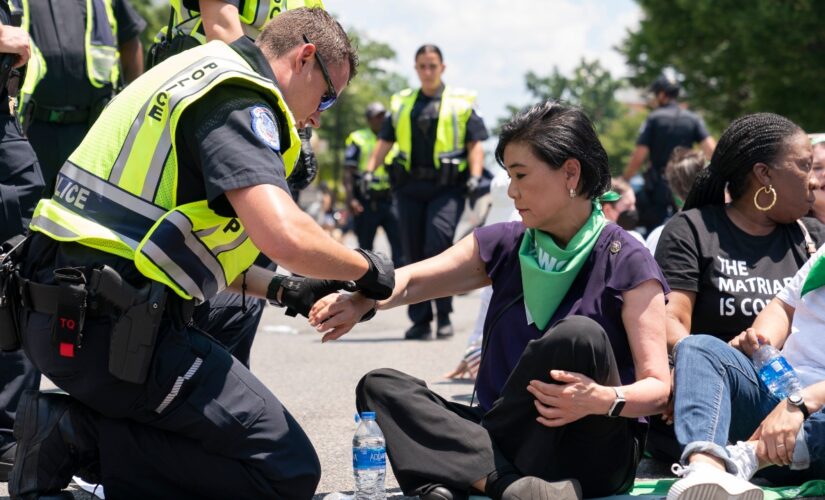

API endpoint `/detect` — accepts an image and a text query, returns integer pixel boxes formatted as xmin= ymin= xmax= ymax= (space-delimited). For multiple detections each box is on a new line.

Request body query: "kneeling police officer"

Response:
xmin=5 ymin=7 xmax=392 ymax=499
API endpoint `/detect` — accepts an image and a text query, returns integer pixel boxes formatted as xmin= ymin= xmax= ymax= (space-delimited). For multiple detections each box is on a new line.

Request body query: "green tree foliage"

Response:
xmin=500 ymin=59 xmax=644 ymax=175
xmin=129 ymin=0 xmax=168 ymax=50
xmin=621 ymin=0 xmax=825 ymax=132
xmin=314 ymin=29 xmax=407 ymax=189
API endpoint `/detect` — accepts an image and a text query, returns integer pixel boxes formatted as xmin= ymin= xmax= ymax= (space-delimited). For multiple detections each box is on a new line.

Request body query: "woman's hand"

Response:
xmin=526 ymin=370 xmax=613 ymax=427
xmin=749 ymin=400 xmax=805 ymax=467
xmin=309 ymin=292 xmax=375 ymax=342
xmin=729 ymin=327 xmax=767 ymax=357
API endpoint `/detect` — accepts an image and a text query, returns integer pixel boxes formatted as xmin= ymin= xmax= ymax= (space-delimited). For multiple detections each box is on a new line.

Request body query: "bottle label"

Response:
xmin=353 ymin=446 xmax=386 ymax=469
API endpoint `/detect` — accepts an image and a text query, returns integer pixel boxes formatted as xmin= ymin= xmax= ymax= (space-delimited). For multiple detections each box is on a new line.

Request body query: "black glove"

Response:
xmin=353 ymin=249 xmax=395 ymax=300
xmin=287 ymin=127 xmax=318 ymax=193
xmin=267 ymin=274 xmax=356 ymax=318
xmin=358 ymin=171 xmax=375 ymax=200
xmin=465 ymin=175 xmax=483 ymax=208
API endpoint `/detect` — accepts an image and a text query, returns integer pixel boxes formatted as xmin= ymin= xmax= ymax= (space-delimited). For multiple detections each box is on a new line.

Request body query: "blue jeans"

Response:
xmin=673 ymin=335 xmax=825 ymax=480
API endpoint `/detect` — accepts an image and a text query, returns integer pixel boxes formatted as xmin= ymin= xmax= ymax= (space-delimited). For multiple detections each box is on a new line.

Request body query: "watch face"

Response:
xmin=789 ymin=393 xmax=803 ymax=405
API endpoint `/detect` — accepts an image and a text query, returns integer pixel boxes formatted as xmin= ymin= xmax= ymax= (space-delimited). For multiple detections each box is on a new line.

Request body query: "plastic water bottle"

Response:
xmin=751 ymin=344 xmax=802 ymax=399
xmin=352 ymin=411 xmax=386 ymax=500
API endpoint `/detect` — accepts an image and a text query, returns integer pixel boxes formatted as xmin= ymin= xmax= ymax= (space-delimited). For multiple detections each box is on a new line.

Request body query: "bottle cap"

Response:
xmin=354 ymin=412 xmax=360 ymax=424
xmin=361 ymin=411 xmax=376 ymax=419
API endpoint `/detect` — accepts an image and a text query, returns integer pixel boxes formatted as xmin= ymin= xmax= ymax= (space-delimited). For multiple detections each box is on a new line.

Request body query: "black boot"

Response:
xmin=404 ymin=322 xmax=432 ymax=340
xmin=436 ymin=314 xmax=453 ymax=339
xmin=10 ymin=391 xmax=99 ymax=500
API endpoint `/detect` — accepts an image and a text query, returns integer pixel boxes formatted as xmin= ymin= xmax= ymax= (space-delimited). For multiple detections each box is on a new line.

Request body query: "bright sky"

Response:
xmin=331 ymin=0 xmax=642 ymax=124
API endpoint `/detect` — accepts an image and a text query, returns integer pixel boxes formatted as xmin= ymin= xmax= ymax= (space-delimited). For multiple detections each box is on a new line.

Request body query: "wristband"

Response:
xmin=607 ymin=386 xmax=626 ymax=418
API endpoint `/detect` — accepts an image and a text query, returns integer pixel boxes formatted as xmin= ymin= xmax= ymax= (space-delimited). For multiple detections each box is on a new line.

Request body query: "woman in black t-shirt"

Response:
xmin=656 ymin=112 xmax=825 ymax=351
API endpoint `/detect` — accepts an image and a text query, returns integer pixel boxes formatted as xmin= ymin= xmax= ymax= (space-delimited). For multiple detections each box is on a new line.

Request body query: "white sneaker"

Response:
xmin=666 ymin=462 xmax=763 ymax=500
xmin=726 ymin=441 xmax=759 ymax=480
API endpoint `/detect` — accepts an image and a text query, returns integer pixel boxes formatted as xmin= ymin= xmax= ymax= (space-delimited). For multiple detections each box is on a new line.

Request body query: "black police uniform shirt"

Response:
xmin=379 ymin=85 xmax=489 ymax=170
xmin=654 ymin=205 xmax=825 ymax=342
xmin=27 ymin=0 xmax=146 ymax=109
xmin=636 ymin=102 xmax=709 ymax=172
xmin=23 ymin=37 xmax=291 ymax=287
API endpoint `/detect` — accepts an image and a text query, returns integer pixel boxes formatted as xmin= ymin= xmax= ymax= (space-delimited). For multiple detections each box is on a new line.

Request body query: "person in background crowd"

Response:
xmin=364 ymin=44 xmax=489 ymax=340
xmin=623 ymin=74 xmax=716 ymax=232
xmin=807 ymin=134 xmax=825 ymax=224
xmin=667 ymin=243 xmax=825 ymax=499
xmin=602 ymin=177 xmax=644 ymax=243
xmin=344 ymin=102 xmax=403 ymax=266
xmin=310 ymin=101 xmax=670 ymax=500
xmin=646 ymin=113 xmax=825 ymax=464
xmin=20 ymin=0 xmax=145 ymax=186
xmin=645 ymin=147 xmax=705 ymax=253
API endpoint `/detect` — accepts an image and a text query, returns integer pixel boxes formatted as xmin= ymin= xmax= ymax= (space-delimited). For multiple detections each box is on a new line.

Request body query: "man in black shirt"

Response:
xmin=622 ymin=75 xmax=716 ymax=231
xmin=23 ymin=0 xmax=146 ymax=187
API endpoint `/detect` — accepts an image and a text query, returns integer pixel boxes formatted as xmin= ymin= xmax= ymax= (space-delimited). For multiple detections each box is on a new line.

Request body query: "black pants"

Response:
xmin=395 ymin=182 xmax=465 ymax=324
xmin=194 ymin=292 xmax=265 ymax=369
xmin=0 ymin=113 xmax=44 ymax=451
xmin=20 ymin=303 xmax=319 ymax=499
xmin=353 ymin=197 xmax=403 ymax=267
xmin=356 ymin=316 xmax=645 ymax=499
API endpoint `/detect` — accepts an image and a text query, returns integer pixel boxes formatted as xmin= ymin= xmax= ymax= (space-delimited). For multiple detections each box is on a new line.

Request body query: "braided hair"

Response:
xmin=683 ymin=113 xmax=803 ymax=210
xmin=495 ymin=101 xmax=611 ymax=199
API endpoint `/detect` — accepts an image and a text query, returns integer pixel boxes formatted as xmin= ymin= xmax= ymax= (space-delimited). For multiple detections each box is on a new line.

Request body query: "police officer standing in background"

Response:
xmin=9 ymin=8 xmax=394 ymax=498
xmin=18 ymin=0 xmax=146 ymax=187
xmin=0 ymin=2 xmax=42 ymax=480
xmin=344 ymin=102 xmax=403 ymax=266
xmin=366 ymin=44 xmax=488 ymax=340
xmin=622 ymin=74 xmax=716 ymax=232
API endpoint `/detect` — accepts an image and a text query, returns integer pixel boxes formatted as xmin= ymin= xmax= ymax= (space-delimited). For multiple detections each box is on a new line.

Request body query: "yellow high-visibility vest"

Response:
xmin=11 ymin=0 xmax=119 ymax=127
xmin=163 ymin=0 xmax=325 ymax=44
xmin=29 ymin=41 xmax=300 ymax=304
xmin=345 ymin=128 xmax=390 ymax=191
xmin=386 ymin=86 xmax=476 ymax=172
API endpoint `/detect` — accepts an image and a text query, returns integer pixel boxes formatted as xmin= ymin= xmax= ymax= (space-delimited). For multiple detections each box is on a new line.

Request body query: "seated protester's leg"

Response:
xmin=672 ymin=335 xmax=780 ymax=472
xmin=19 ymin=308 xmax=320 ymax=499
xmin=194 ymin=291 xmax=266 ymax=368
xmin=482 ymin=315 xmax=642 ymax=498
xmin=356 ymin=368 xmax=495 ymax=498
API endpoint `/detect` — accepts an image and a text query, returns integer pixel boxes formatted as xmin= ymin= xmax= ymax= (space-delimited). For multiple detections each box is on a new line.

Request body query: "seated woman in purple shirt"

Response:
xmin=309 ymin=102 xmax=671 ymax=500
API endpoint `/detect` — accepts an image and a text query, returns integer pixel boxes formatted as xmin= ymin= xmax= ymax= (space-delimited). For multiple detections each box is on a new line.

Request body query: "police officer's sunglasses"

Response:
xmin=303 ymin=34 xmax=337 ymax=112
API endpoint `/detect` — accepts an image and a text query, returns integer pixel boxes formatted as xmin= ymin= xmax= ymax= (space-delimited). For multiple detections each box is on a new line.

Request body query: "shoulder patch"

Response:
xmin=250 ymin=106 xmax=280 ymax=152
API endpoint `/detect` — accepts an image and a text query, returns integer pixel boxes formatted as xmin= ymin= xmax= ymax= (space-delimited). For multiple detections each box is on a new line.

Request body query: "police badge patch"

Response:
xmin=250 ymin=106 xmax=280 ymax=151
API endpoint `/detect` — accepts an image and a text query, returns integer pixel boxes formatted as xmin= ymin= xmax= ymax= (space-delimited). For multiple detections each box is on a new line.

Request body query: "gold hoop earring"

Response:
xmin=569 ymin=188 xmax=576 ymax=199
xmin=753 ymin=185 xmax=777 ymax=211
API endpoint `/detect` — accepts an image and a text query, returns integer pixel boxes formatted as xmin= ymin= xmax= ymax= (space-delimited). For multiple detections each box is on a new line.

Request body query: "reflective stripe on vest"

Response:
xmin=388 ymin=86 xmax=475 ymax=172
xmin=86 ymin=0 xmax=120 ymax=89
xmin=164 ymin=0 xmax=325 ymax=44
xmin=345 ymin=128 xmax=390 ymax=191
xmin=30 ymin=42 xmax=300 ymax=303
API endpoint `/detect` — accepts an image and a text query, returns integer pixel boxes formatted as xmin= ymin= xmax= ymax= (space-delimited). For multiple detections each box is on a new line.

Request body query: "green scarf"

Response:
xmin=801 ymin=253 xmax=825 ymax=297
xmin=518 ymin=201 xmax=607 ymax=330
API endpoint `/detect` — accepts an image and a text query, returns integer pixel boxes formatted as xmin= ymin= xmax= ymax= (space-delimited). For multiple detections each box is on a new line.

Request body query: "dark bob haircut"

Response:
xmin=494 ymin=101 xmax=611 ymax=199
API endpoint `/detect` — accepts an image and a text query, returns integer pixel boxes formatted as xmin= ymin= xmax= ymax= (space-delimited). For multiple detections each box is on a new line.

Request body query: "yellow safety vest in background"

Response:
xmin=10 ymin=0 xmax=119 ymax=127
xmin=29 ymin=41 xmax=300 ymax=303
xmin=164 ymin=0 xmax=325 ymax=44
xmin=345 ymin=128 xmax=390 ymax=192
xmin=388 ymin=86 xmax=476 ymax=172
